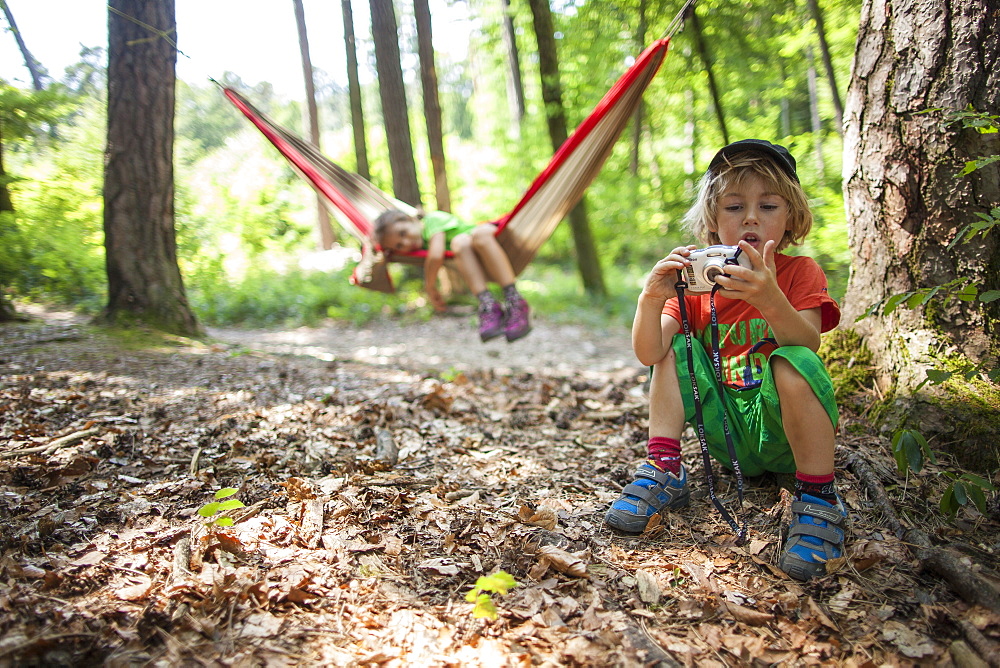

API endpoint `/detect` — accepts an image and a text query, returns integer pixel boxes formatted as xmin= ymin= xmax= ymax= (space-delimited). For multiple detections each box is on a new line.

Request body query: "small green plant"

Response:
xmin=465 ymin=571 xmax=519 ymax=621
xmin=891 ymin=428 xmax=996 ymax=517
xmin=940 ymin=471 xmax=996 ymax=517
xmin=197 ymin=487 xmax=245 ymax=527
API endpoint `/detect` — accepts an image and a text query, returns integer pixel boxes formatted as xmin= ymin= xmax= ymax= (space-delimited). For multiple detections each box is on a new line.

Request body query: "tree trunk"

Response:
xmin=414 ymin=0 xmax=451 ymax=212
xmin=688 ymin=6 xmax=728 ymax=146
xmin=526 ymin=0 xmax=606 ymax=297
xmin=102 ymin=0 xmax=201 ymax=336
xmin=0 ymin=0 xmax=47 ymax=90
xmin=369 ymin=0 xmax=422 ymax=208
xmin=629 ymin=0 xmax=647 ymax=177
xmin=806 ymin=0 xmax=844 ymax=134
xmin=292 ymin=0 xmax=335 ymax=250
xmin=499 ymin=0 xmax=525 ymax=131
xmin=842 ymin=0 xmax=999 ymax=461
xmin=341 ymin=0 xmax=370 ymax=181
xmin=806 ymin=48 xmax=826 ymax=184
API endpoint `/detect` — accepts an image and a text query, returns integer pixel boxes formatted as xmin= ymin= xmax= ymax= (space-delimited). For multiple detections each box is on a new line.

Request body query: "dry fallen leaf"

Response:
xmin=538 ymin=545 xmax=588 ymax=578
xmin=725 ymin=600 xmax=774 ymax=626
xmin=518 ymin=504 xmax=558 ymax=530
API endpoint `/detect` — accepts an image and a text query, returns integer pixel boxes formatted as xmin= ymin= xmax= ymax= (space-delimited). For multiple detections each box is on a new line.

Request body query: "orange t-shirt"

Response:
xmin=662 ymin=254 xmax=840 ymax=390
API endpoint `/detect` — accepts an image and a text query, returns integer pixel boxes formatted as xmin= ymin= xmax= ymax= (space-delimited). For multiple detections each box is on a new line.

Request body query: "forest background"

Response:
xmin=0 ymin=0 xmax=859 ymax=329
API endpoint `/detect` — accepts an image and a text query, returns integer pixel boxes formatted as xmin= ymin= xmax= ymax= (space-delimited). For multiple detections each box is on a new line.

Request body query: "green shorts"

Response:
xmin=671 ymin=335 xmax=838 ymax=477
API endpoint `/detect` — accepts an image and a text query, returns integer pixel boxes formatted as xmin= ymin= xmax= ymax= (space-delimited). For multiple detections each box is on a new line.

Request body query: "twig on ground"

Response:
xmin=0 ymin=426 xmax=100 ymax=459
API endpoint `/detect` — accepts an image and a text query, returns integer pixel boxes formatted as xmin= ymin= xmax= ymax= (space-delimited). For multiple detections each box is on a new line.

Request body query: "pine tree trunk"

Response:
xmin=414 ymin=0 xmax=451 ymax=213
xmin=806 ymin=0 xmax=844 ymax=133
xmin=101 ymin=0 xmax=201 ymax=336
xmin=1 ymin=1 xmax=46 ymax=90
xmin=370 ymin=0 xmax=422 ymax=208
xmin=341 ymin=0 xmax=370 ymax=181
xmin=526 ymin=0 xmax=606 ymax=297
xmin=292 ymin=0 xmax=335 ymax=249
xmin=842 ymin=0 xmax=999 ymax=465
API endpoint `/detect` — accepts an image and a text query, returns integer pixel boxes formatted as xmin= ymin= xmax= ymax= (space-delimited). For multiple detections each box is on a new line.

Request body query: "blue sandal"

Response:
xmin=605 ymin=462 xmax=690 ymax=533
xmin=779 ymin=494 xmax=848 ymax=581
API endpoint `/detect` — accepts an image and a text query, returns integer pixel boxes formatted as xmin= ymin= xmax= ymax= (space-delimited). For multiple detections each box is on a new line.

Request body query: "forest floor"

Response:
xmin=2 ymin=305 xmax=1000 ymax=667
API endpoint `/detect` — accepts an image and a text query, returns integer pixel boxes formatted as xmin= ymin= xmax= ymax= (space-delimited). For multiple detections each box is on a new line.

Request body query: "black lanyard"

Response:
xmin=674 ymin=264 xmax=747 ymax=544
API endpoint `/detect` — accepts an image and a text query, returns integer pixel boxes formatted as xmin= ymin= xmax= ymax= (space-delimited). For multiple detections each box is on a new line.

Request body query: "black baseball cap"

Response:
xmin=708 ymin=139 xmax=799 ymax=182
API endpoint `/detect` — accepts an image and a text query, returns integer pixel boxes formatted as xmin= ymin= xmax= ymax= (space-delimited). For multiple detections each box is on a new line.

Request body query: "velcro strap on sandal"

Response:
xmin=786 ymin=523 xmax=843 ymax=545
xmin=621 ymin=483 xmax=667 ymax=507
xmin=791 ymin=501 xmax=845 ymax=525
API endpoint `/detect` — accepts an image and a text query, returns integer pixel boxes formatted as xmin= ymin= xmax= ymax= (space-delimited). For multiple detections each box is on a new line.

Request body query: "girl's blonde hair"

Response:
xmin=682 ymin=152 xmax=812 ymax=251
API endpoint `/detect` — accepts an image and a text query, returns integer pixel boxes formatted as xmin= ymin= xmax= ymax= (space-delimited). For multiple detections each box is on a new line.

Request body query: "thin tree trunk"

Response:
xmin=629 ymin=0 xmax=647 ymax=176
xmin=414 ymin=0 xmax=451 ymax=212
xmin=806 ymin=0 xmax=844 ymax=134
xmin=0 ymin=0 xmax=46 ymax=90
xmin=341 ymin=0 xmax=370 ymax=181
xmin=806 ymin=48 xmax=826 ymax=184
xmin=370 ymin=0 xmax=422 ymax=208
xmin=102 ymin=0 xmax=201 ymax=336
xmin=500 ymin=0 xmax=525 ymax=130
xmin=292 ymin=0 xmax=335 ymax=249
xmin=688 ymin=6 xmax=728 ymax=145
xmin=526 ymin=0 xmax=605 ymax=297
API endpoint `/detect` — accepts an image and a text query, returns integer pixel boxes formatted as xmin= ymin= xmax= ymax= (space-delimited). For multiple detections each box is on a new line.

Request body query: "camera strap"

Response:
xmin=673 ymin=260 xmax=747 ymax=544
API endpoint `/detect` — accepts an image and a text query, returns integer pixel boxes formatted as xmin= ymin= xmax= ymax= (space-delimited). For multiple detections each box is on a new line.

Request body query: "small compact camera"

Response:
xmin=682 ymin=245 xmax=752 ymax=293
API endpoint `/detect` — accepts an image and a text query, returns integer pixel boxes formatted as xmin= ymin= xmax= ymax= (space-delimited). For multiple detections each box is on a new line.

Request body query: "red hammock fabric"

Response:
xmin=224 ymin=37 xmax=671 ymax=292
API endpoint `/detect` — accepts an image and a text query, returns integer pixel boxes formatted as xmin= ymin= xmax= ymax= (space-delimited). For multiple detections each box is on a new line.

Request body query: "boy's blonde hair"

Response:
xmin=683 ymin=152 xmax=812 ymax=251
xmin=373 ymin=209 xmax=416 ymax=246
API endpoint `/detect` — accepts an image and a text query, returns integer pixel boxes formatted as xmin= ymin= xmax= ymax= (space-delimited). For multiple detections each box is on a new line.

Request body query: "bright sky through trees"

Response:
xmin=0 ymin=0 xmax=472 ymax=98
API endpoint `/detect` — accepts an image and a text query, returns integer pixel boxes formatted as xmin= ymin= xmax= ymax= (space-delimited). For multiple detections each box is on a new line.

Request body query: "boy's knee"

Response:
xmin=471 ymin=225 xmax=496 ymax=246
xmin=771 ymin=355 xmax=813 ymax=394
xmin=451 ymin=234 xmax=473 ymax=253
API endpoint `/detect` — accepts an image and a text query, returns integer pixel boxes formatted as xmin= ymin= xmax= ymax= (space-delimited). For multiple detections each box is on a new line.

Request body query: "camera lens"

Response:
xmin=705 ymin=265 xmax=724 ymax=283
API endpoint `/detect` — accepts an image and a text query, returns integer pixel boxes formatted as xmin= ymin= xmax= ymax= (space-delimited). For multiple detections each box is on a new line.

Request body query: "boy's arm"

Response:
xmin=424 ymin=232 xmax=447 ymax=312
xmin=632 ymin=247 xmax=693 ymax=366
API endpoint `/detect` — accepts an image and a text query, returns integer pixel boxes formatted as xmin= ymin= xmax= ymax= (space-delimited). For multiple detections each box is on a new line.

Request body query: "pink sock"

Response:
xmin=795 ymin=471 xmax=837 ymax=502
xmin=647 ymin=437 xmax=682 ymax=476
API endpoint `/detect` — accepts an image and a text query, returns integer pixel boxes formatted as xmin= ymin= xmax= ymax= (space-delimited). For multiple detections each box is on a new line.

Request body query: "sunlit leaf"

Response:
xmin=198 ymin=502 xmax=221 ymax=517
xmin=215 ymin=487 xmax=239 ymax=499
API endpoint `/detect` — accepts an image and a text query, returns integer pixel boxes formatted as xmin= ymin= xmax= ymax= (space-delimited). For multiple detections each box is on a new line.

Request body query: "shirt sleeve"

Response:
xmin=781 ymin=256 xmax=841 ymax=332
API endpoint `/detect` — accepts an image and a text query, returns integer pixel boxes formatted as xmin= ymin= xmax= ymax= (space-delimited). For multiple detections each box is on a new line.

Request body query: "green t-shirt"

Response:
xmin=421 ymin=211 xmax=477 ymax=250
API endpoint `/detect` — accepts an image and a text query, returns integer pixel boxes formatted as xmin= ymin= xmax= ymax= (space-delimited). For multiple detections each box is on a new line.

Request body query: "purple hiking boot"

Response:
xmin=504 ymin=296 xmax=531 ymax=342
xmin=478 ymin=301 xmax=505 ymax=342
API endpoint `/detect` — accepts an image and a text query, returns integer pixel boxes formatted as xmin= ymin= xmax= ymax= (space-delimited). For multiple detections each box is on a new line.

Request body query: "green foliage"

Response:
xmin=464 ymin=571 xmax=519 ymax=621
xmin=198 ymin=487 xmax=246 ymax=527
xmin=940 ymin=472 xmax=996 ymax=518
xmin=891 ymin=429 xmax=934 ymax=474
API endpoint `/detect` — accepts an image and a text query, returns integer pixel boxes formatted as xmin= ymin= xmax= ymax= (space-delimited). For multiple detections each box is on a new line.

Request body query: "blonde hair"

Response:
xmin=682 ymin=152 xmax=812 ymax=251
xmin=373 ymin=209 xmax=416 ymax=246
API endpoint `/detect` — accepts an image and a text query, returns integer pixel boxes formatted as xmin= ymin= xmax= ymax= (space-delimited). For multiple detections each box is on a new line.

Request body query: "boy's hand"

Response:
xmin=714 ymin=240 xmax=782 ymax=306
xmin=641 ymin=245 xmax=697 ymax=302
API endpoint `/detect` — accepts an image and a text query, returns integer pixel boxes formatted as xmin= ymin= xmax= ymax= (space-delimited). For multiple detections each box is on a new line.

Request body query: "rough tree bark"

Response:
xmin=292 ymin=0 xmax=335 ymax=249
xmin=369 ymin=0 xmax=422 ymax=208
xmin=414 ymin=0 xmax=451 ymax=212
xmin=841 ymin=0 xmax=1000 ymax=466
xmin=101 ymin=0 xmax=201 ymax=336
xmin=526 ymin=0 xmax=606 ymax=297
xmin=341 ymin=0 xmax=370 ymax=181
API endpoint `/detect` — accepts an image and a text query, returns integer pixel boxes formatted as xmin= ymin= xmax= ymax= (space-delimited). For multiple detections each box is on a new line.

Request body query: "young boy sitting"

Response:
xmin=605 ymin=139 xmax=845 ymax=581
xmin=374 ymin=209 xmax=531 ymax=342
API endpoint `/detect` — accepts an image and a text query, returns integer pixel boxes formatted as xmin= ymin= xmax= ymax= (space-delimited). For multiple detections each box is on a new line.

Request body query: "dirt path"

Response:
xmin=210 ymin=310 xmax=641 ymax=376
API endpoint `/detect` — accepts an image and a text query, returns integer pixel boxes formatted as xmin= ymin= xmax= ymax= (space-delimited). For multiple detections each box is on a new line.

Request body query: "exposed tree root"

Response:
xmin=846 ymin=451 xmax=1000 ymax=614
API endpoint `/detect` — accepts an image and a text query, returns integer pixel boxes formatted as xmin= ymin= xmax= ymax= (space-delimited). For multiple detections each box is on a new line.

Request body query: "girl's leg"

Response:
xmin=470 ymin=225 xmax=515 ymax=286
xmin=470 ymin=225 xmax=531 ymax=341
xmin=451 ymin=233 xmax=488 ymax=295
xmin=453 ymin=232 xmax=504 ymax=341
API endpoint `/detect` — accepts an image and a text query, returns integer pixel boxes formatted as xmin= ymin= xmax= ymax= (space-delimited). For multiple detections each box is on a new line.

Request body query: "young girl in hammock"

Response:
xmin=605 ymin=139 xmax=845 ymax=581
xmin=374 ymin=209 xmax=532 ymax=342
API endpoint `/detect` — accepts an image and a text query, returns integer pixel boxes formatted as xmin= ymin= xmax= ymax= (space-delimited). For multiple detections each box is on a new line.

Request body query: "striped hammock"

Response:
xmin=224 ymin=37 xmax=671 ymax=292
